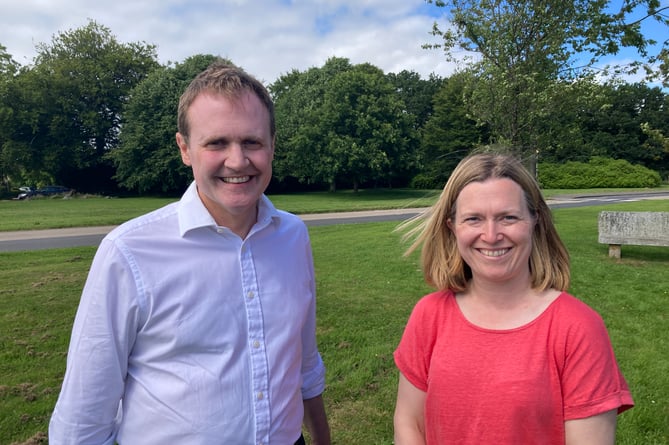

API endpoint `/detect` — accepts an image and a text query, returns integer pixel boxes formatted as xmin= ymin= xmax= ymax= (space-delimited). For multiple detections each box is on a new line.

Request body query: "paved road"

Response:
xmin=1 ymin=191 xmax=667 ymax=252
xmin=0 ymin=208 xmax=426 ymax=252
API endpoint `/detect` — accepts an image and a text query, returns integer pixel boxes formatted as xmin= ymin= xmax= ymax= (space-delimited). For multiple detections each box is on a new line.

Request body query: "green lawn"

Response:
xmin=0 ymin=188 xmax=442 ymax=232
xmin=1 ymin=186 xmax=667 ymax=232
xmin=0 ymin=195 xmax=667 ymax=444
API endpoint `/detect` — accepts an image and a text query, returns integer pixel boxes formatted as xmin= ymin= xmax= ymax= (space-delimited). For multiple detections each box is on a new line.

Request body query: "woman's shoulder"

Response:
xmin=549 ymin=292 xmax=608 ymax=334
xmin=410 ymin=289 xmax=457 ymax=318
xmin=554 ymin=292 xmax=604 ymax=319
xmin=417 ymin=288 xmax=455 ymax=305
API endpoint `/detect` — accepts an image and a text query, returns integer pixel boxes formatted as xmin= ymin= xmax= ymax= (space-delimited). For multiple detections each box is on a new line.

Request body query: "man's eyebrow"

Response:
xmin=202 ymin=136 xmax=229 ymax=144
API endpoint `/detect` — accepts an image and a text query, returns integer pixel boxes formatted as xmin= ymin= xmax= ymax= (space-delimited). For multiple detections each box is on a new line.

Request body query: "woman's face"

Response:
xmin=447 ymin=178 xmax=536 ymax=286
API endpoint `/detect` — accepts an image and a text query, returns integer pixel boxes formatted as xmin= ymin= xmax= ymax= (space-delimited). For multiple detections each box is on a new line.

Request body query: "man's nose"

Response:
xmin=226 ymin=144 xmax=249 ymax=168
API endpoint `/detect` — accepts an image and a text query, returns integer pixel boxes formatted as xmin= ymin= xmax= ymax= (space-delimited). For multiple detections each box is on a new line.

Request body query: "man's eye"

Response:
xmin=244 ymin=140 xmax=262 ymax=149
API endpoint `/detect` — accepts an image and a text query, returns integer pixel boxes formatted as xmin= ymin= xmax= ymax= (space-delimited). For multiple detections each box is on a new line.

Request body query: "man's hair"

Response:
xmin=400 ymin=152 xmax=570 ymax=292
xmin=177 ymin=60 xmax=275 ymax=141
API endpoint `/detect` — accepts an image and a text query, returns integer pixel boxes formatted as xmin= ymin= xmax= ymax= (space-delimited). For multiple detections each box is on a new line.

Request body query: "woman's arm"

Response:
xmin=394 ymin=373 xmax=427 ymax=445
xmin=565 ymin=409 xmax=617 ymax=445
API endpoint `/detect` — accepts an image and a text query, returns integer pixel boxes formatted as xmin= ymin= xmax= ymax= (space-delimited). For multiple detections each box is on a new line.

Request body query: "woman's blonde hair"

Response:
xmin=401 ymin=152 xmax=570 ymax=292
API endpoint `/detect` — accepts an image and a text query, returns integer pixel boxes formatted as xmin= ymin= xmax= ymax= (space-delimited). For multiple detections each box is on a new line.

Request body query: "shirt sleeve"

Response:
xmin=49 ymin=237 xmax=141 ymax=444
xmin=559 ymin=299 xmax=634 ymax=420
xmin=300 ymin=233 xmax=326 ymax=400
xmin=394 ymin=294 xmax=437 ymax=392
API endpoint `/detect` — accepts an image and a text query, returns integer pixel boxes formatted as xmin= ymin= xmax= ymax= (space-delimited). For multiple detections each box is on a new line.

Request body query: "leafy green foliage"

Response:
xmin=579 ymin=83 xmax=669 ymax=175
xmin=425 ymin=0 xmax=669 ymax=165
xmin=1 ymin=10 xmax=668 ymax=196
xmin=539 ymin=157 xmax=662 ymax=188
xmin=272 ymin=57 xmax=419 ymax=191
xmin=418 ymin=72 xmax=487 ymax=187
xmin=386 ymin=70 xmax=444 ymax=130
xmin=0 ymin=21 xmax=159 ymax=192
xmin=0 ymin=44 xmax=19 ymax=193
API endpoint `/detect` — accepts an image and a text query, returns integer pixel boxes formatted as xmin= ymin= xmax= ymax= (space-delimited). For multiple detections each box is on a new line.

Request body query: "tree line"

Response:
xmin=1 ymin=9 xmax=668 ymax=196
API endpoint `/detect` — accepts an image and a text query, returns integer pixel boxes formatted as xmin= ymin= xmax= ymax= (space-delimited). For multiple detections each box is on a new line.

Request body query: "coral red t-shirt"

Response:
xmin=394 ymin=290 xmax=633 ymax=445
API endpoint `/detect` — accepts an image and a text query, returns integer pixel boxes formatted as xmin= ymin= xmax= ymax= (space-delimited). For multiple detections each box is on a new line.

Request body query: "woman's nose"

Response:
xmin=481 ymin=220 xmax=502 ymax=242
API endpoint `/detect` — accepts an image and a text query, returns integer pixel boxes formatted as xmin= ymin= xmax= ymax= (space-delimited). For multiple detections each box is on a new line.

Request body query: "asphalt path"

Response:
xmin=1 ymin=191 xmax=667 ymax=252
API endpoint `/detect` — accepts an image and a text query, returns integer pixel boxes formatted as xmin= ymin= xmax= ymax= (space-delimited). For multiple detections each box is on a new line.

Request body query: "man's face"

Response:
xmin=177 ymin=91 xmax=275 ymax=232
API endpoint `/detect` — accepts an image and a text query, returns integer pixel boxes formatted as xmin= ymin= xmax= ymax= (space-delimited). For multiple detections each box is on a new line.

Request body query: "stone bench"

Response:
xmin=598 ymin=211 xmax=669 ymax=258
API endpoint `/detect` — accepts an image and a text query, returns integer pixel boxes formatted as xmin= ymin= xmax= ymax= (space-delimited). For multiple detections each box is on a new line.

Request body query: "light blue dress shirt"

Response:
xmin=49 ymin=182 xmax=326 ymax=445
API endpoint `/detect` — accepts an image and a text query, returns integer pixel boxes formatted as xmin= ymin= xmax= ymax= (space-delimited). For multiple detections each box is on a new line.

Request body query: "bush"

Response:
xmin=538 ymin=157 xmax=662 ymax=188
xmin=410 ymin=173 xmax=444 ymax=190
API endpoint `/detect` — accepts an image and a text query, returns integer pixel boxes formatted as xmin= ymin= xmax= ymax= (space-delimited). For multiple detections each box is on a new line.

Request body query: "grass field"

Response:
xmin=1 ymin=186 xmax=666 ymax=232
xmin=0 ymin=192 xmax=667 ymax=444
xmin=0 ymin=188 xmax=443 ymax=232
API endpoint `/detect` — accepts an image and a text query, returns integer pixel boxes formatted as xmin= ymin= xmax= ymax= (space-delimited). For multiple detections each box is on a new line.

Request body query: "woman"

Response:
xmin=393 ymin=153 xmax=633 ymax=444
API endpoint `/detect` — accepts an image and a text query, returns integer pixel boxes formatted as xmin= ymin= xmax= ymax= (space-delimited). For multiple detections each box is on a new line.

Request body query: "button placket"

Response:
xmin=239 ymin=240 xmax=270 ymax=443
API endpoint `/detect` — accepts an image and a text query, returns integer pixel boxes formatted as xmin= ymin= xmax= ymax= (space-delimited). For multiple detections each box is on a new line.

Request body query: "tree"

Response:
xmin=111 ymin=54 xmax=222 ymax=194
xmin=272 ymin=58 xmax=418 ymax=191
xmin=1 ymin=66 xmax=58 ymax=187
xmin=4 ymin=20 xmax=159 ymax=192
xmin=386 ymin=70 xmax=444 ymax=130
xmin=0 ymin=44 xmax=19 ymax=191
xmin=0 ymin=43 xmax=17 ymax=75
xmin=580 ymin=82 xmax=669 ymax=172
xmin=271 ymin=57 xmax=351 ymax=190
xmin=425 ymin=0 xmax=669 ymax=171
xmin=418 ymin=72 xmax=488 ymax=187
xmin=530 ymin=76 xmax=609 ymax=163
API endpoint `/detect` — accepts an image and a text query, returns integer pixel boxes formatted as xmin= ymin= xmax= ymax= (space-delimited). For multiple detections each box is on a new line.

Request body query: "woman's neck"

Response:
xmin=456 ymin=278 xmax=560 ymax=329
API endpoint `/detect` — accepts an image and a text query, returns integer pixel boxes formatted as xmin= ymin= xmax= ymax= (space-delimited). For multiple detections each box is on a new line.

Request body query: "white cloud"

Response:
xmin=0 ymin=0 xmax=456 ymax=83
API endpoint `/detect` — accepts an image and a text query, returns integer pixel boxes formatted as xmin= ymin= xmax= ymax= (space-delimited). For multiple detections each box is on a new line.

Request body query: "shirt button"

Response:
xmin=253 ymin=340 xmax=260 ymax=348
xmin=216 ymin=228 xmax=224 ymax=234
xmin=257 ymin=391 xmax=264 ymax=400
xmin=247 ymin=291 xmax=254 ymax=299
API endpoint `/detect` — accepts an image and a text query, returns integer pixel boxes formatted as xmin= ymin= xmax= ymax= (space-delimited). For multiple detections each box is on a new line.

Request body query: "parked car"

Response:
xmin=36 ymin=185 xmax=71 ymax=196
xmin=15 ymin=185 xmax=71 ymax=200
xmin=15 ymin=186 xmax=36 ymax=200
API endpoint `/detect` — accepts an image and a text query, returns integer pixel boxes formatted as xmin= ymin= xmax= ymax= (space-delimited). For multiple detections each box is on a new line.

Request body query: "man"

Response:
xmin=49 ymin=61 xmax=330 ymax=445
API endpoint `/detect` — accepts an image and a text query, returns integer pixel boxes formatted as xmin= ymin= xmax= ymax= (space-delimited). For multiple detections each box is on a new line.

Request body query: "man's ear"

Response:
xmin=176 ymin=133 xmax=191 ymax=166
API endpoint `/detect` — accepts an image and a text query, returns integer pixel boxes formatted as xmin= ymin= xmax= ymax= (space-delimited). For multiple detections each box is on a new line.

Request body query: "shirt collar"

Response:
xmin=177 ymin=181 xmax=281 ymax=237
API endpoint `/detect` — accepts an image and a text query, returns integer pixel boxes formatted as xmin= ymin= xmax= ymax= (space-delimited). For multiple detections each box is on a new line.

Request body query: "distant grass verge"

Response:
xmin=1 ymin=186 xmax=667 ymax=232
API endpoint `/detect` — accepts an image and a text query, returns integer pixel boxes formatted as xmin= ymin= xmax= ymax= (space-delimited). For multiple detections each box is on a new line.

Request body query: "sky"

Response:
xmin=0 ymin=0 xmax=456 ymax=84
xmin=0 ymin=0 xmax=666 ymax=86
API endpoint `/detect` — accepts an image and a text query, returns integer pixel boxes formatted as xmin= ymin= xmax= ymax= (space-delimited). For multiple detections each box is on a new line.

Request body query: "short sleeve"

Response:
xmin=394 ymin=292 xmax=446 ymax=392
xmin=559 ymin=299 xmax=634 ymax=419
